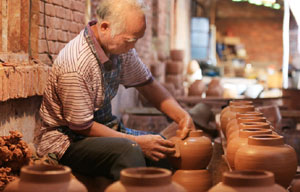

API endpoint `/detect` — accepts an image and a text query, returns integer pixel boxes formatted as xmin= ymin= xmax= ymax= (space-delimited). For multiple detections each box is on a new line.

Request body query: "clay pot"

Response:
xmin=206 ymin=78 xmax=224 ymax=98
xmin=235 ymin=134 xmax=298 ymax=188
xmin=4 ymin=164 xmax=87 ymax=192
xmin=170 ymin=49 xmax=185 ymax=61
xmin=290 ymin=172 xmax=300 ymax=192
xmin=188 ymin=80 xmax=206 ymax=96
xmin=105 ymin=167 xmax=185 ymax=192
xmin=227 ymin=122 xmax=271 ymax=143
xmin=166 ymin=60 xmax=184 ymax=75
xmin=220 ymin=100 xmax=253 ymax=120
xmin=168 ymin=130 xmax=212 ymax=170
xmin=150 ymin=62 xmax=165 ymax=77
xmin=172 ymin=169 xmax=212 ymax=192
xmin=226 ymin=128 xmax=272 ymax=169
xmin=226 ymin=116 xmax=267 ymax=141
xmin=166 ymin=75 xmax=183 ymax=89
xmin=208 ymin=170 xmax=286 ymax=192
xmin=220 ymin=105 xmax=255 ymax=136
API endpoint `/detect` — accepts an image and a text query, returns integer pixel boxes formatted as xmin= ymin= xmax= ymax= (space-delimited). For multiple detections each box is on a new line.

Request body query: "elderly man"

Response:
xmin=36 ymin=0 xmax=195 ymax=180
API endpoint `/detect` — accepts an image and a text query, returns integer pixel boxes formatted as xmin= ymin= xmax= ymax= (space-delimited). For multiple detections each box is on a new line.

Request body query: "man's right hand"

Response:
xmin=134 ymin=135 xmax=176 ymax=162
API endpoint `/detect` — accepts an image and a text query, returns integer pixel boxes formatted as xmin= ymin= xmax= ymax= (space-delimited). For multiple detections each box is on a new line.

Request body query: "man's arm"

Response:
xmin=136 ymin=79 xmax=195 ymax=139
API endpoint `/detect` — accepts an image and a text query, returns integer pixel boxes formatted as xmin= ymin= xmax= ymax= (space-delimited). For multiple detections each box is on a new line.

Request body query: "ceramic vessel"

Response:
xmin=235 ymin=134 xmax=298 ymax=188
xmin=172 ymin=169 xmax=212 ymax=192
xmin=170 ymin=49 xmax=185 ymax=61
xmin=4 ymin=164 xmax=87 ymax=192
xmin=188 ymin=80 xmax=206 ymax=96
xmin=208 ymin=170 xmax=286 ymax=192
xmin=166 ymin=60 xmax=184 ymax=75
xmin=290 ymin=172 xmax=300 ymax=192
xmin=168 ymin=130 xmax=212 ymax=170
xmin=206 ymin=78 xmax=224 ymax=98
xmin=226 ymin=128 xmax=272 ymax=169
xmin=220 ymin=100 xmax=253 ymax=121
xmin=220 ymin=105 xmax=255 ymax=135
xmin=227 ymin=121 xmax=271 ymax=143
xmin=105 ymin=167 xmax=185 ymax=192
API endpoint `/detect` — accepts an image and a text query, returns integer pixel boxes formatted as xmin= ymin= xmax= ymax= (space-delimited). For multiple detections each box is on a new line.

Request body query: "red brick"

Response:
xmin=39 ymin=0 xmax=44 ymax=13
xmin=65 ymin=9 xmax=72 ymax=21
xmin=71 ymin=1 xmax=85 ymax=13
xmin=62 ymin=0 xmax=71 ymax=9
xmin=2 ymin=68 xmax=9 ymax=101
xmin=61 ymin=20 xmax=69 ymax=31
xmin=52 ymin=0 xmax=62 ymax=6
xmin=38 ymin=39 xmax=48 ymax=53
xmin=69 ymin=22 xmax=78 ymax=33
xmin=37 ymin=66 xmax=48 ymax=95
xmin=55 ymin=6 xmax=65 ymax=19
xmin=39 ymin=54 xmax=52 ymax=66
xmin=52 ymin=17 xmax=62 ymax=30
xmin=73 ymin=12 xmax=85 ymax=24
xmin=7 ymin=0 xmax=21 ymax=52
xmin=39 ymin=26 xmax=45 ymax=39
xmin=45 ymin=3 xmax=56 ymax=17
xmin=46 ymin=28 xmax=57 ymax=41
xmin=57 ymin=30 xmax=68 ymax=42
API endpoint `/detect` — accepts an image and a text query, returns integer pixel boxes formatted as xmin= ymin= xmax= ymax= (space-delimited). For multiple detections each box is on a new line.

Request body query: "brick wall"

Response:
xmin=215 ymin=0 xmax=283 ymax=68
xmin=38 ymin=0 xmax=86 ymax=65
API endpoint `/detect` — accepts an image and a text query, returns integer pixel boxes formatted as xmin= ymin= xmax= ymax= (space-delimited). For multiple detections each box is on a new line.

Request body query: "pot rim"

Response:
xmin=248 ymin=134 xmax=284 ymax=146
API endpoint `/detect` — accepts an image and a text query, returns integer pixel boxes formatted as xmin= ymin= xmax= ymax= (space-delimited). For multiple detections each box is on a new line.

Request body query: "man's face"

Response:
xmin=100 ymin=11 xmax=146 ymax=55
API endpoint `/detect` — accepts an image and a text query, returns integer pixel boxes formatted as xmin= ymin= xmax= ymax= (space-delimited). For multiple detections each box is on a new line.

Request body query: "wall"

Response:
xmin=215 ymin=0 xmax=283 ymax=68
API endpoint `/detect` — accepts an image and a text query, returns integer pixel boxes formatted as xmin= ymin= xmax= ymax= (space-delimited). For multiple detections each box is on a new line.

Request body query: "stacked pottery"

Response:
xmin=169 ymin=130 xmax=213 ymax=192
xmin=208 ymin=170 xmax=286 ymax=192
xmin=220 ymin=100 xmax=253 ymax=122
xmin=165 ymin=49 xmax=185 ymax=97
xmin=105 ymin=167 xmax=185 ymax=192
xmin=220 ymin=104 xmax=255 ymax=136
xmin=226 ymin=128 xmax=273 ymax=169
xmin=234 ymin=134 xmax=298 ymax=188
xmin=4 ymin=164 xmax=87 ymax=192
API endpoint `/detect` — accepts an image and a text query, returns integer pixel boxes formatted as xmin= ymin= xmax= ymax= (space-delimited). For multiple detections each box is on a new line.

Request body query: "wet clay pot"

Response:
xmin=226 ymin=119 xmax=269 ymax=142
xmin=220 ymin=105 xmax=255 ymax=136
xmin=168 ymin=130 xmax=213 ymax=170
xmin=172 ymin=169 xmax=212 ymax=192
xmin=226 ymin=128 xmax=272 ymax=169
xmin=235 ymin=134 xmax=298 ymax=188
xmin=290 ymin=172 xmax=300 ymax=192
xmin=220 ymin=100 xmax=253 ymax=120
xmin=188 ymin=80 xmax=206 ymax=96
xmin=208 ymin=170 xmax=286 ymax=192
xmin=105 ymin=167 xmax=185 ymax=192
xmin=225 ymin=112 xmax=265 ymax=138
xmin=227 ymin=121 xmax=271 ymax=143
xmin=4 ymin=164 xmax=87 ymax=192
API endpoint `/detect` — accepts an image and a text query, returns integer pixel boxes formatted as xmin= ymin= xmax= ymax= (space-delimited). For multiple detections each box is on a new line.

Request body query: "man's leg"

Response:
xmin=59 ymin=137 xmax=146 ymax=180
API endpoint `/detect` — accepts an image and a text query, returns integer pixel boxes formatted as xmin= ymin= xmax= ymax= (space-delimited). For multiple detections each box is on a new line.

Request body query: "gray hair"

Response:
xmin=96 ymin=0 xmax=148 ymax=37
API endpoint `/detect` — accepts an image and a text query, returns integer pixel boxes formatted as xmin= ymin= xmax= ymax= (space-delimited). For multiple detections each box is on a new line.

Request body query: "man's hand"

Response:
xmin=134 ymin=135 xmax=176 ymax=161
xmin=178 ymin=114 xmax=196 ymax=140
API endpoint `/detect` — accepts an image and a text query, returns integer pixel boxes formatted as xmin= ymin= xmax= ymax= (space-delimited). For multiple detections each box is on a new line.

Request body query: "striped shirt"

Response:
xmin=36 ymin=22 xmax=153 ymax=159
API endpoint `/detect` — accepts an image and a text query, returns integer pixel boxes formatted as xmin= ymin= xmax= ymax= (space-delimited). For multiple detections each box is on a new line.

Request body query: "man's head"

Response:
xmin=96 ymin=0 xmax=148 ymax=54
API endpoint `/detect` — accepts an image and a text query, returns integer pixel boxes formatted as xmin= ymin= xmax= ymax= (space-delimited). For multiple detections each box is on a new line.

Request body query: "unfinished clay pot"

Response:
xmin=170 ymin=49 xmax=185 ymax=61
xmin=188 ymin=80 xmax=206 ymax=96
xmin=168 ymin=130 xmax=212 ymax=170
xmin=227 ymin=122 xmax=271 ymax=143
xmin=220 ymin=105 xmax=255 ymax=136
xmin=105 ymin=167 xmax=185 ymax=192
xmin=172 ymin=169 xmax=212 ymax=192
xmin=166 ymin=60 xmax=184 ymax=75
xmin=226 ymin=128 xmax=272 ymax=169
xmin=208 ymin=170 xmax=286 ymax=192
xmin=4 ymin=164 xmax=87 ymax=192
xmin=290 ymin=172 xmax=300 ymax=192
xmin=235 ymin=135 xmax=298 ymax=188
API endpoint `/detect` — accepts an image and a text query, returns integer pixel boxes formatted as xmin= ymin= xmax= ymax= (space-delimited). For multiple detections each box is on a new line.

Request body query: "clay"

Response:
xmin=188 ymin=80 xmax=206 ymax=96
xmin=168 ymin=130 xmax=212 ymax=170
xmin=208 ymin=170 xmax=286 ymax=192
xmin=105 ymin=167 xmax=185 ymax=192
xmin=235 ymin=134 xmax=298 ymax=188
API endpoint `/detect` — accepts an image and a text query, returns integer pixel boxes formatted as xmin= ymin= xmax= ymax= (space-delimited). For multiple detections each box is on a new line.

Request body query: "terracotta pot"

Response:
xmin=105 ymin=167 xmax=185 ymax=192
xmin=220 ymin=105 xmax=255 ymax=136
xmin=166 ymin=60 xmax=184 ymax=75
xmin=206 ymin=78 xmax=224 ymax=97
xmin=172 ymin=169 xmax=212 ymax=192
xmin=220 ymin=100 xmax=253 ymax=120
xmin=188 ymin=80 xmax=206 ymax=96
xmin=290 ymin=172 xmax=300 ymax=192
xmin=166 ymin=75 xmax=183 ymax=89
xmin=235 ymin=134 xmax=298 ymax=188
xmin=226 ymin=116 xmax=267 ymax=141
xmin=226 ymin=128 xmax=272 ymax=169
xmin=170 ymin=49 xmax=185 ymax=61
xmin=168 ymin=130 xmax=212 ymax=170
xmin=4 ymin=164 xmax=87 ymax=192
xmin=208 ymin=170 xmax=286 ymax=192
xmin=150 ymin=62 xmax=165 ymax=77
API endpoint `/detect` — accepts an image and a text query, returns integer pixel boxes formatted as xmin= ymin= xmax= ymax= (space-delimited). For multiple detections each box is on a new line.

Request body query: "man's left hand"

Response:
xmin=178 ymin=114 xmax=196 ymax=140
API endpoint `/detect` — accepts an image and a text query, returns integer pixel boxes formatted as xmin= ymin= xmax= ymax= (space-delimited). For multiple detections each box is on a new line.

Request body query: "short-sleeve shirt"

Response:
xmin=36 ymin=21 xmax=153 ymax=159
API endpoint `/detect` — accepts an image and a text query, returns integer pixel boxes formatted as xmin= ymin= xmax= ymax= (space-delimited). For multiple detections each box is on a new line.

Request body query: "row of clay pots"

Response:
xmin=168 ymin=130 xmax=213 ymax=191
xmin=220 ymin=100 xmax=298 ymax=188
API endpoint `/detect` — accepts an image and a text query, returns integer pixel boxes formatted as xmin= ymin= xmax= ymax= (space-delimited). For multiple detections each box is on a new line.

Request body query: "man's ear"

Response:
xmin=99 ymin=21 xmax=111 ymax=32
